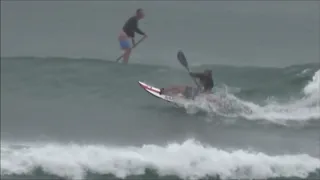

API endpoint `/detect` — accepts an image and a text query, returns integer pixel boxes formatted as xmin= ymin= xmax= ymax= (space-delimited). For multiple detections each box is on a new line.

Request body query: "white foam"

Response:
xmin=1 ymin=140 xmax=319 ymax=180
xmin=297 ymin=68 xmax=311 ymax=77
xmin=303 ymin=70 xmax=320 ymax=96
xmin=247 ymin=70 xmax=320 ymax=123
xmin=182 ymin=70 xmax=320 ymax=124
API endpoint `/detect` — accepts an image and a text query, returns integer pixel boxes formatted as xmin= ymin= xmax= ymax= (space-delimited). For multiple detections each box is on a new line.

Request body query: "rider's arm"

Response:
xmin=190 ymin=72 xmax=204 ymax=78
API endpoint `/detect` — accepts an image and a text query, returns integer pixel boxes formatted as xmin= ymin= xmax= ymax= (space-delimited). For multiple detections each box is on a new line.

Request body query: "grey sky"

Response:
xmin=1 ymin=1 xmax=319 ymax=67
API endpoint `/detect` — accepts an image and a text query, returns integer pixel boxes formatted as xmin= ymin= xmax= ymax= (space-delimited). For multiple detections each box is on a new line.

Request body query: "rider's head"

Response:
xmin=136 ymin=8 xmax=145 ymax=19
xmin=204 ymin=69 xmax=212 ymax=76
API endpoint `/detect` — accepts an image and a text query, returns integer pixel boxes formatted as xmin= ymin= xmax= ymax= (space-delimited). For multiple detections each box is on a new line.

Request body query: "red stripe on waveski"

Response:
xmin=139 ymin=83 xmax=160 ymax=93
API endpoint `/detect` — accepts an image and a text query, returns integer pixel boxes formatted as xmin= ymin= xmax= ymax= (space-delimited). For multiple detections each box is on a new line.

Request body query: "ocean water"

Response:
xmin=1 ymin=1 xmax=320 ymax=180
xmin=1 ymin=57 xmax=320 ymax=180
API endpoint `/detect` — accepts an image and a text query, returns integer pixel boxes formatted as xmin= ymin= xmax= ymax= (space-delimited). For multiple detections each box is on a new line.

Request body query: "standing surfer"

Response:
xmin=118 ymin=8 xmax=147 ymax=64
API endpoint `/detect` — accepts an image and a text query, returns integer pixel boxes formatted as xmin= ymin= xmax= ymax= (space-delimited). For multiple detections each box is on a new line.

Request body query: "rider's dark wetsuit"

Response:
xmin=181 ymin=71 xmax=214 ymax=99
xmin=189 ymin=72 xmax=214 ymax=92
xmin=122 ymin=16 xmax=145 ymax=38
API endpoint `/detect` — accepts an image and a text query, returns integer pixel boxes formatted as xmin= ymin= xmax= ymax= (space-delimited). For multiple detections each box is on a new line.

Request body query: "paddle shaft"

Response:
xmin=116 ymin=36 xmax=146 ymax=62
xmin=181 ymin=66 xmax=201 ymax=100
xmin=177 ymin=51 xmax=201 ymax=88
xmin=189 ymin=71 xmax=200 ymax=87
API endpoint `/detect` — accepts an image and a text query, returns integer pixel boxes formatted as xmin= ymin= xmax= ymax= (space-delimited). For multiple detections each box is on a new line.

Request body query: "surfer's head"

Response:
xmin=136 ymin=8 xmax=145 ymax=19
xmin=204 ymin=69 xmax=212 ymax=76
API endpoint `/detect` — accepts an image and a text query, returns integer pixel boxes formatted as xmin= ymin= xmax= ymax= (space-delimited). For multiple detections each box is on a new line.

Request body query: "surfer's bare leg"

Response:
xmin=160 ymin=86 xmax=186 ymax=95
xmin=122 ymin=48 xmax=132 ymax=64
xmin=118 ymin=31 xmax=132 ymax=64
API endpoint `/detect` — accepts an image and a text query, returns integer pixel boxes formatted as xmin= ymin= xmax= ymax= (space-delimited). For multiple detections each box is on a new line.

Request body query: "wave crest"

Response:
xmin=1 ymin=140 xmax=319 ymax=180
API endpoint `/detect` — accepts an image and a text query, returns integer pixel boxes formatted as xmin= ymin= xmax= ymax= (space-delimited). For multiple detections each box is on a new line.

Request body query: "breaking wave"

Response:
xmin=1 ymin=140 xmax=319 ymax=180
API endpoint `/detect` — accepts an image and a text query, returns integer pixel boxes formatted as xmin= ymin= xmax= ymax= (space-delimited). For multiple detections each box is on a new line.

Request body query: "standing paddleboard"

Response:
xmin=138 ymin=81 xmax=179 ymax=103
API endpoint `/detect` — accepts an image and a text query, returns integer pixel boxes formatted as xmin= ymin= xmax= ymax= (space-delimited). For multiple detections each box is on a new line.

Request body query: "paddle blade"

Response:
xmin=177 ymin=50 xmax=189 ymax=71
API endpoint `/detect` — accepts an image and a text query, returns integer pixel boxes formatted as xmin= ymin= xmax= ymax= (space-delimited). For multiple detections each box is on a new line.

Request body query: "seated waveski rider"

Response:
xmin=159 ymin=69 xmax=214 ymax=99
